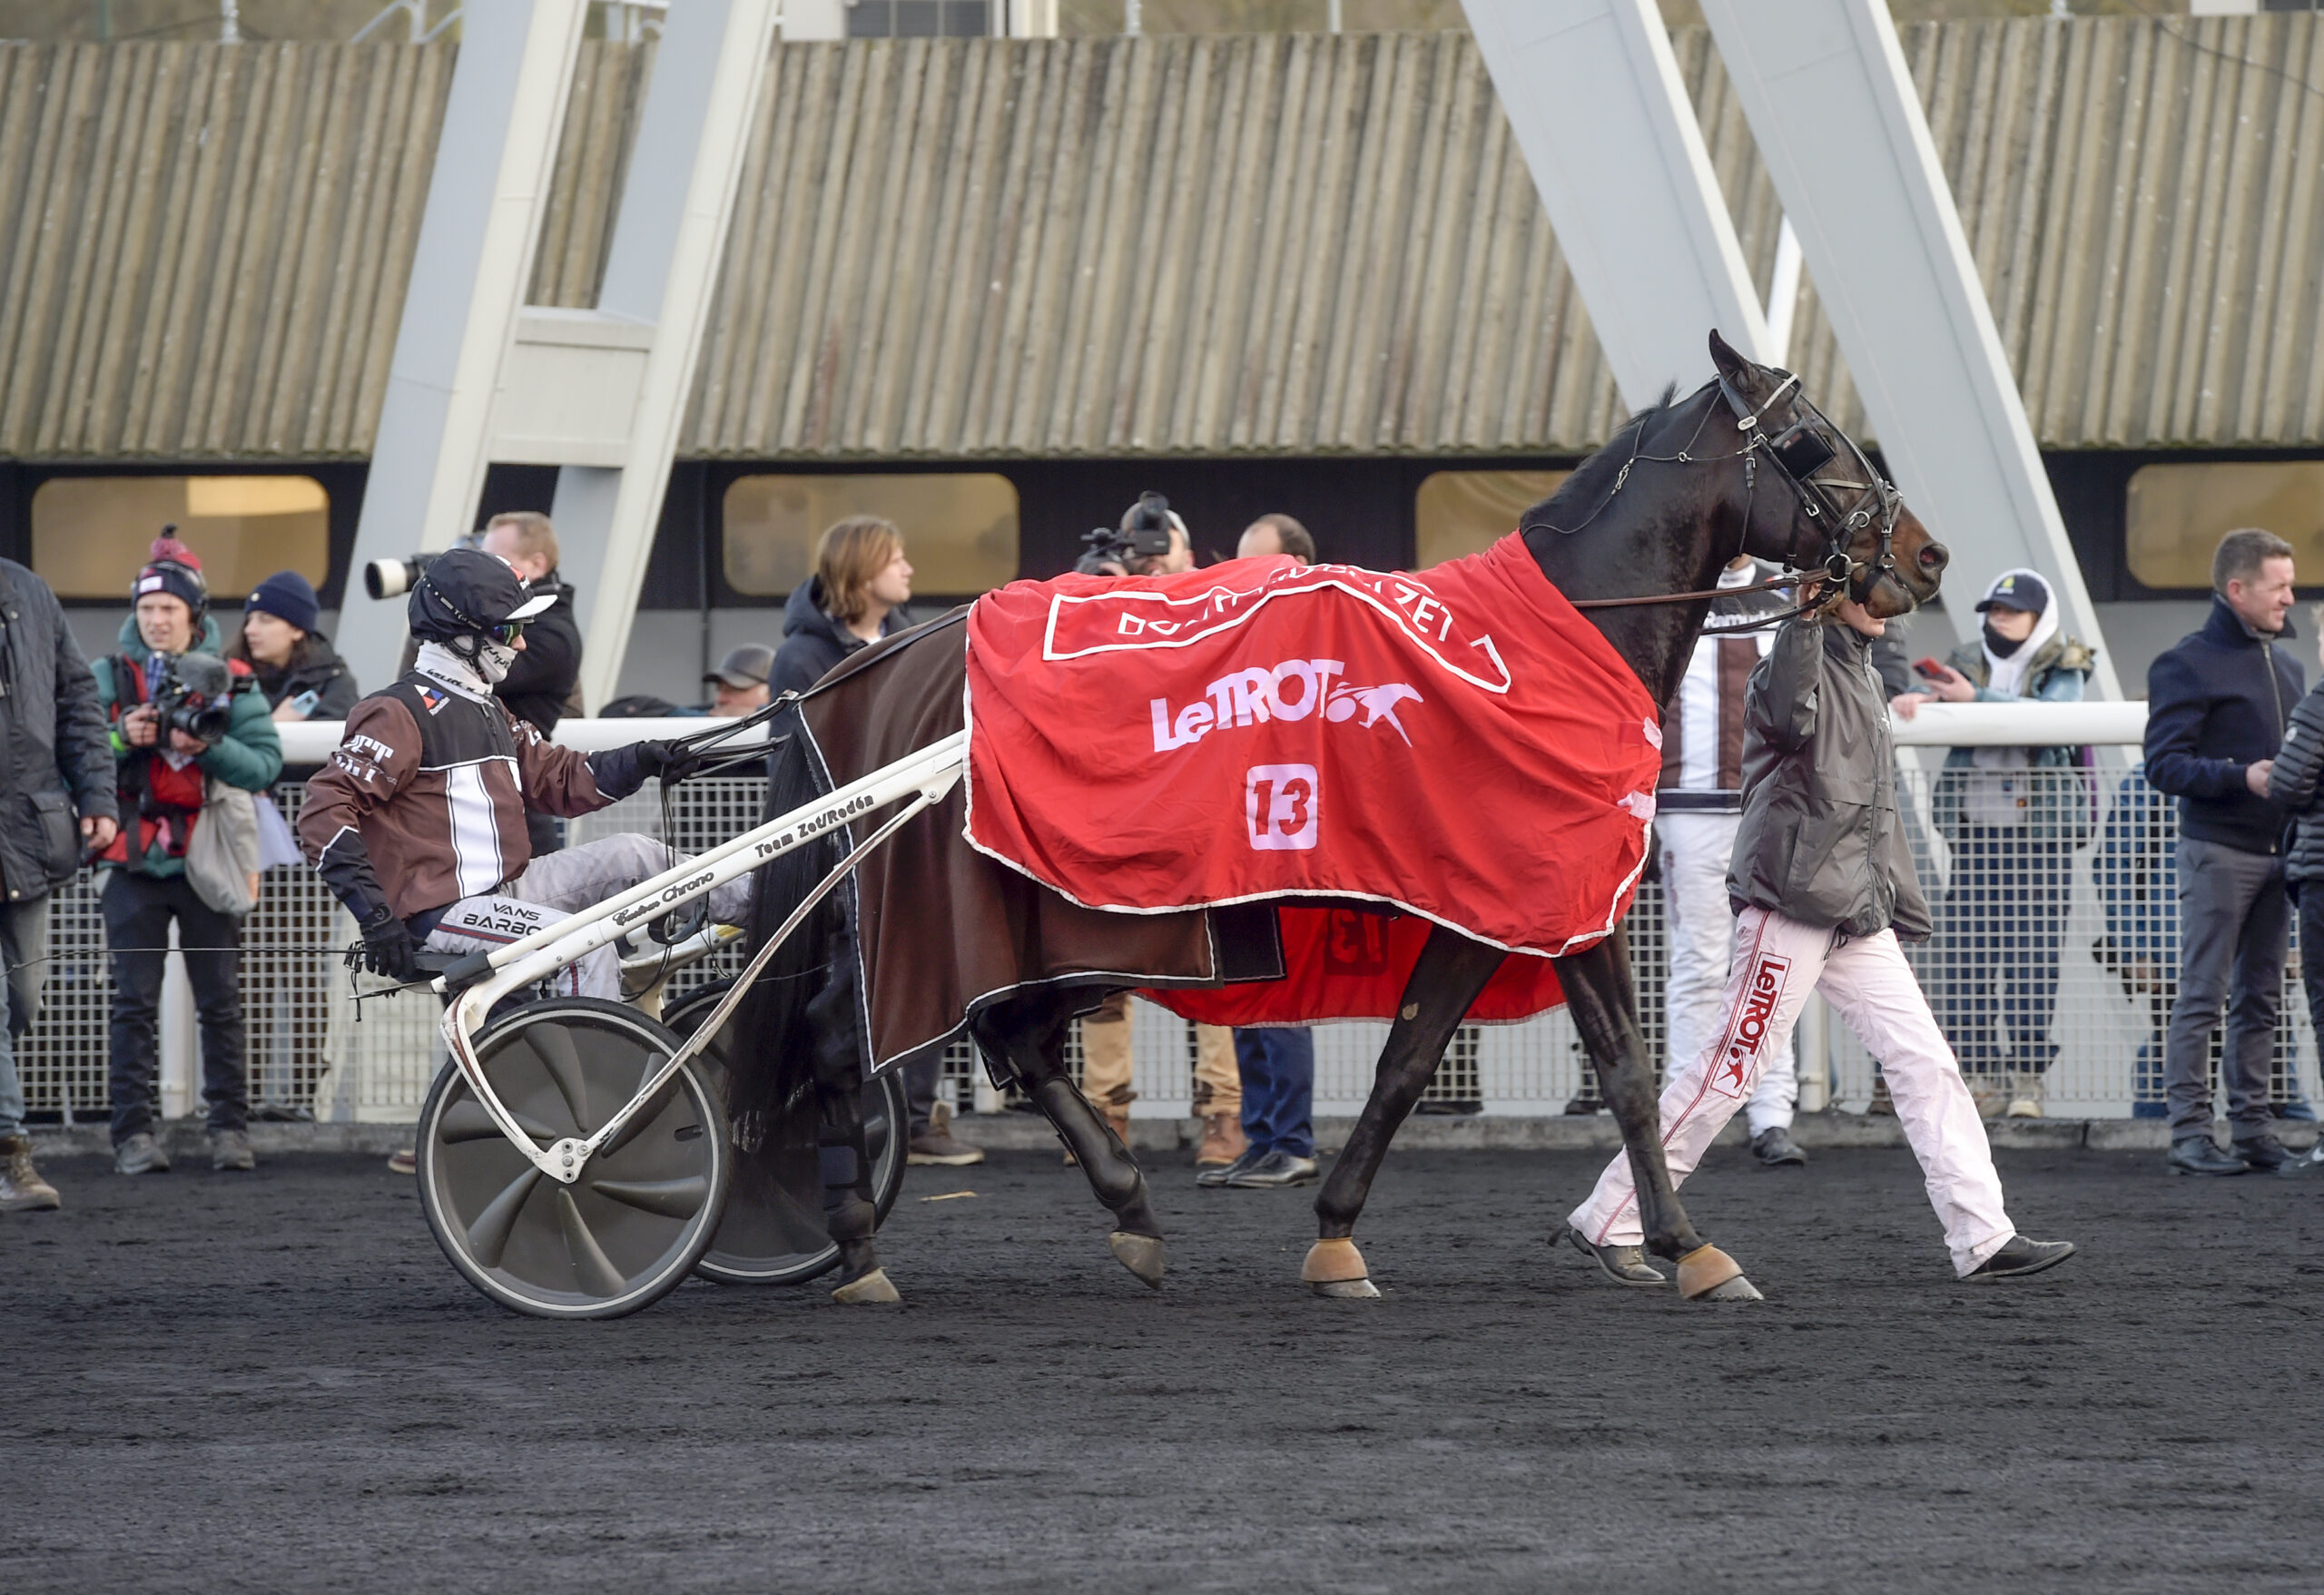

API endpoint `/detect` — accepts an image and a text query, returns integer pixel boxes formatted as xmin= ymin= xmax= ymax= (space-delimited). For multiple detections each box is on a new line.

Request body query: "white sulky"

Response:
xmin=434 ymin=730 xmax=968 ymax=1186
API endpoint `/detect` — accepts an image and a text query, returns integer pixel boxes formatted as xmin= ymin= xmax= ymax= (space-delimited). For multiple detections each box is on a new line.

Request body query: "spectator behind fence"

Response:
xmin=479 ymin=513 xmax=584 ymax=859
xmin=1203 ymin=514 xmax=1319 ymax=1192
xmin=0 ymin=556 xmax=120 ymax=1214
xmin=227 ymin=571 xmax=361 ymax=1120
xmin=1918 ymin=570 xmax=2095 ymax=1120
xmin=771 ymin=519 xmax=985 ymax=1167
xmin=93 ymin=537 xmax=283 ymax=1177
xmin=1049 ymin=502 xmax=1246 ymax=1176
xmin=2244 ymin=604 xmax=2324 ymax=1164
xmin=2142 ymin=527 xmax=2305 ymax=1177
xmin=228 ymin=571 xmax=360 ymax=742
xmin=704 ymin=644 xmax=774 ymax=717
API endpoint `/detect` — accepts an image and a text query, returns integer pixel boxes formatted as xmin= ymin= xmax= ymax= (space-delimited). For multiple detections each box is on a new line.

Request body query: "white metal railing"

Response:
xmin=25 ymin=704 xmax=2290 ymax=1127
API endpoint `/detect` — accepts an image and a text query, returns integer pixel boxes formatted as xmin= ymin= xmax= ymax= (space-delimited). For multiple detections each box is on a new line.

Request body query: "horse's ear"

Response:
xmin=1709 ymin=328 xmax=1755 ymax=387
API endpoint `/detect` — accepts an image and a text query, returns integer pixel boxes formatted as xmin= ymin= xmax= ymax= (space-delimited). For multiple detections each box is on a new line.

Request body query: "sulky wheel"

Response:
xmin=664 ymin=980 xmax=910 ymax=1286
xmin=416 ymin=998 xmax=731 ymax=1320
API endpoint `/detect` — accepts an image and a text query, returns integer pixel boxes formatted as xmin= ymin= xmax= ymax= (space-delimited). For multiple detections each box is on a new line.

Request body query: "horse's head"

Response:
xmin=1709 ymin=330 xmax=1945 ymax=618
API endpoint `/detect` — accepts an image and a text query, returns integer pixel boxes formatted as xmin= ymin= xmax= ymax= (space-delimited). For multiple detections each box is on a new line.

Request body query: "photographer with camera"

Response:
xmin=1071 ymin=494 xmax=1246 ymax=1177
xmin=93 ymin=537 xmax=283 ymax=1177
xmin=372 ymin=513 xmax=583 ymax=857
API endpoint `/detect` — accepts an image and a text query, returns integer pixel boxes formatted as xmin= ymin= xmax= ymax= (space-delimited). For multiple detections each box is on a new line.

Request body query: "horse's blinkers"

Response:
xmin=1717 ymin=372 xmax=1901 ymax=606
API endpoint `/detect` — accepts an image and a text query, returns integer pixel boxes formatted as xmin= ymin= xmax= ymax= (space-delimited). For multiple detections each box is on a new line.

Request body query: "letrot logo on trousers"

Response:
xmin=1149 ymin=657 xmax=1424 ymax=753
xmin=1711 ymin=952 xmax=1791 ymax=1098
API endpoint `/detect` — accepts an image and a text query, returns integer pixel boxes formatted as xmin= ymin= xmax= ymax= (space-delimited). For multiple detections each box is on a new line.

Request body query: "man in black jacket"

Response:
xmin=0 ymin=558 xmax=119 ymax=1212
xmin=2142 ymin=527 xmax=2304 ymax=1176
xmin=479 ymin=512 xmax=584 ymax=857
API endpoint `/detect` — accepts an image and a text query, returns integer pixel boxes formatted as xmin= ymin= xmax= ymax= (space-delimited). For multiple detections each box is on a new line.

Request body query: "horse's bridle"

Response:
xmin=1716 ymin=369 xmax=1904 ymax=607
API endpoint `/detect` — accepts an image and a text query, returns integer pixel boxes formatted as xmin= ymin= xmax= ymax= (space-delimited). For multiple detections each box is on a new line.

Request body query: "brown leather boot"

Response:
xmin=1196 ymin=1111 xmax=1246 ymax=1168
xmin=0 ymin=1133 xmax=61 ymax=1212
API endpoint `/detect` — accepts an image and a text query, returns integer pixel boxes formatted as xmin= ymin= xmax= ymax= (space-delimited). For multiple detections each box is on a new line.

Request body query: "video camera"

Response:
xmin=1075 ymin=491 xmax=1180 ymax=576
xmin=147 ymin=652 xmax=235 ymax=743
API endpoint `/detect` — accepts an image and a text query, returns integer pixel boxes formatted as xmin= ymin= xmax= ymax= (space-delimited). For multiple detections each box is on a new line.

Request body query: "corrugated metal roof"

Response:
xmin=0 ymin=42 xmax=453 ymax=460
xmin=1 ymin=19 xmax=2319 ymax=461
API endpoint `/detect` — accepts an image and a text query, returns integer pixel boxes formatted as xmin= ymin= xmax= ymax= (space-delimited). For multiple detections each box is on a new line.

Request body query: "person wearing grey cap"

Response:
xmin=704 ymin=645 xmax=774 ymax=718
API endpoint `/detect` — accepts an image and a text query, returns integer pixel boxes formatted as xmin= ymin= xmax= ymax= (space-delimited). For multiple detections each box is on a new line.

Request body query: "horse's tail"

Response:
xmin=727 ymin=711 xmax=865 ymax=1127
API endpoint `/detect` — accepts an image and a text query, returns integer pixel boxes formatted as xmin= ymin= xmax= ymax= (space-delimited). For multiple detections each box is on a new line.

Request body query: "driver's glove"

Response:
xmin=587 ymin=739 xmax=700 ymax=801
xmin=359 ymin=906 xmax=420 ymax=984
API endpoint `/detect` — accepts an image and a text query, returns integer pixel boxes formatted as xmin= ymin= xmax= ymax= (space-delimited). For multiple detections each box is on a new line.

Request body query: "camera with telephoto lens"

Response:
xmin=147 ymin=652 xmax=234 ymax=743
xmin=1075 ymin=491 xmax=1180 ymax=576
xmin=363 ymin=551 xmax=438 ymax=601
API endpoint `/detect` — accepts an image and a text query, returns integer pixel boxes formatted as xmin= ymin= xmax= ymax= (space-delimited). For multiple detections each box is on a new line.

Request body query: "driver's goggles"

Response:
xmin=487 ymin=619 xmax=528 ymax=645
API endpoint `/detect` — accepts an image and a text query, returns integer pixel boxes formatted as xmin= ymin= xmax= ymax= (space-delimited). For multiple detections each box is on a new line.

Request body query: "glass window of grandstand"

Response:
xmin=722 ymin=473 xmax=1020 ymax=602
xmin=843 ymin=0 xmax=991 ymax=36
xmin=1413 ymin=469 xmax=1571 ymax=570
xmin=29 ymin=475 xmax=330 ymax=600
xmin=2125 ymin=462 xmax=2324 ymax=589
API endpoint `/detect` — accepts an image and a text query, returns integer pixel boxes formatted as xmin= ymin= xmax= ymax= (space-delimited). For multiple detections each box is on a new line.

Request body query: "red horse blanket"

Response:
xmin=962 ymin=534 xmax=1662 ymax=1024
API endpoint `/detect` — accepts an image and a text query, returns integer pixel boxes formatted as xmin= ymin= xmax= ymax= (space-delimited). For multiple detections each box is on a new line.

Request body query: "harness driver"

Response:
xmin=299 ymin=547 xmax=750 ymax=996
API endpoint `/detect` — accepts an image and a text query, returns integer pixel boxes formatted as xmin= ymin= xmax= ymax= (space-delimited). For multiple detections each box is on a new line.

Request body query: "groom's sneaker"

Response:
xmin=1556 ymin=1225 xmax=1667 ymax=1286
xmin=1750 ymin=1126 xmax=1807 ymax=1167
xmin=1965 ymin=1236 xmax=2076 ymax=1281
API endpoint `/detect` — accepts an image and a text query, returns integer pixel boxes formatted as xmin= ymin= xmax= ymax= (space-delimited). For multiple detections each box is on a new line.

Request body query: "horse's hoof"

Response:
xmin=1675 ymin=1245 xmax=1759 ymax=1302
xmin=1108 ymin=1231 xmax=1167 ymax=1288
xmin=831 ymin=1266 xmax=901 ymax=1305
xmin=1301 ymin=1237 xmax=1374 ymax=1298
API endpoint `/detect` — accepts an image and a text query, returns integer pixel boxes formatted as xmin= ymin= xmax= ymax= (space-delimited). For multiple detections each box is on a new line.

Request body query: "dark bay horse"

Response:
xmin=733 ymin=332 xmax=1946 ymax=1305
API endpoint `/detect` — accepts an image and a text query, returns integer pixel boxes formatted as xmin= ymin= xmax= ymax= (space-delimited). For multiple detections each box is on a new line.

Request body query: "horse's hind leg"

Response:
xmin=1554 ymin=935 xmax=1758 ymax=1301
xmin=1308 ymin=926 xmax=1507 ymax=1298
xmin=817 ymin=1076 xmax=899 ymax=1304
xmin=970 ymin=993 xmax=1167 ymax=1288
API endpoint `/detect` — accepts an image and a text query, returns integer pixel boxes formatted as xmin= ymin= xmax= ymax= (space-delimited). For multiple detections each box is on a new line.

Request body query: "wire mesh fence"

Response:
xmin=16 ymin=757 xmax=2310 ymax=1125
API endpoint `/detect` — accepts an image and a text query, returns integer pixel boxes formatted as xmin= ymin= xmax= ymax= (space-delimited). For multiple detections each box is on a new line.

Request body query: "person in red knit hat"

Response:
xmin=91 ymin=534 xmax=283 ymax=1176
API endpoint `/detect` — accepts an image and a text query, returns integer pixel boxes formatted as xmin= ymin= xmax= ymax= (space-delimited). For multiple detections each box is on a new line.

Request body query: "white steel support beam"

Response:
xmin=1699 ymin=0 xmax=2120 ymax=698
xmin=340 ymin=0 xmax=588 ymax=689
xmin=547 ymin=0 xmax=777 ymax=710
xmin=1460 ymin=0 xmax=1772 ymax=407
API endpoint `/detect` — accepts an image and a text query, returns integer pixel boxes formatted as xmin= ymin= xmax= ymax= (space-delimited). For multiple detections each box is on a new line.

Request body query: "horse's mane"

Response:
xmin=1520 ymin=379 xmax=1689 ymax=534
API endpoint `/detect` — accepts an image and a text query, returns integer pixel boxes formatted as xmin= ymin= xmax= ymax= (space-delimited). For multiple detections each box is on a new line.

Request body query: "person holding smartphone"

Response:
xmin=228 ymin=571 xmax=360 ymax=732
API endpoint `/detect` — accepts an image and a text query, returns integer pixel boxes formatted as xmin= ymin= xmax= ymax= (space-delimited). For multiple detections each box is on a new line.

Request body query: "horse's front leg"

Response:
xmin=1553 ymin=934 xmax=1760 ymax=1301
xmin=1306 ymin=926 xmax=1506 ymax=1299
xmin=970 ymin=994 xmax=1167 ymax=1288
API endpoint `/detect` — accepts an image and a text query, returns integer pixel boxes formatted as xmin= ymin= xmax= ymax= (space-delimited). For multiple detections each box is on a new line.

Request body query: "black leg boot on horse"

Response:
xmin=972 ymin=995 xmax=1167 ymax=1287
xmin=803 ymin=942 xmax=900 ymax=1304
xmin=1553 ymin=933 xmax=1759 ymax=1301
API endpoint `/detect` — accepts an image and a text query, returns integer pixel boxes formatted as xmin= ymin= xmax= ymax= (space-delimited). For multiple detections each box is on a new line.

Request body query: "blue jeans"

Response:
xmin=1234 ymin=1027 xmax=1314 ymax=1159
xmin=0 ymin=896 xmax=53 ymax=1138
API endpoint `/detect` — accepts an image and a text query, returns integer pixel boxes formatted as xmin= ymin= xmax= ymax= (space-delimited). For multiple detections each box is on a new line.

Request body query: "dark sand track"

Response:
xmin=8 ymin=1142 xmax=2320 ymax=1592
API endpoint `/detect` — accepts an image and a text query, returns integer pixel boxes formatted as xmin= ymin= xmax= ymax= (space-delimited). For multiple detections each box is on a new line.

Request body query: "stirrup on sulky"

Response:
xmin=831 ymin=1266 xmax=901 ymax=1305
xmin=1674 ymin=1245 xmax=1763 ymax=1302
xmin=1301 ymin=1237 xmax=1381 ymax=1299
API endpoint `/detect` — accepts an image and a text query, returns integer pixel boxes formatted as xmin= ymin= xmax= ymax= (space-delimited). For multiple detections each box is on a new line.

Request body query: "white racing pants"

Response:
xmin=424 ymin=834 xmax=756 ymax=1001
xmin=1570 ymin=905 xmax=2014 ymax=1277
xmin=1657 ymin=812 xmax=1795 ymax=1136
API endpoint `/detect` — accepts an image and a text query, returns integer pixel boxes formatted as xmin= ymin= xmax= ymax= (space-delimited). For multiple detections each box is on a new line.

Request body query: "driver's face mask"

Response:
xmin=473 ymin=637 xmax=520 ymax=684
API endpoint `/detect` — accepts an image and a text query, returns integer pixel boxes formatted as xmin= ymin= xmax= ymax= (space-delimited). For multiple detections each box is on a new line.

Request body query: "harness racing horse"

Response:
xmin=732 ymin=332 xmax=1946 ymax=1305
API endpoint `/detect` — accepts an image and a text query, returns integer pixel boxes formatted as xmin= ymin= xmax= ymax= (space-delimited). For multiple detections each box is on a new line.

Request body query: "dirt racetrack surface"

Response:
xmin=9 ymin=1140 xmax=2321 ymax=1593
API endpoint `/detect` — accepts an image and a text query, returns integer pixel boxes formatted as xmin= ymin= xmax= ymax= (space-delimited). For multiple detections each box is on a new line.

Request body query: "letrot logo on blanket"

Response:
xmin=1148 ymin=658 xmax=1425 ymax=753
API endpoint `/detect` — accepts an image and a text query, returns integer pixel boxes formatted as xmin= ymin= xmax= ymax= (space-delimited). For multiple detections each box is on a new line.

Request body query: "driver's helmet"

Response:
xmin=408 ymin=546 xmax=556 ymax=645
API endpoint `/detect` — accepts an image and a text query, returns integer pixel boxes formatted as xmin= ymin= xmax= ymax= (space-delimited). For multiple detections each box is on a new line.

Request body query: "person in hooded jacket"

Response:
xmin=1561 ymin=583 xmax=2075 ymax=1287
xmin=1914 ymin=570 xmax=2095 ymax=1120
xmin=93 ymin=537 xmax=283 ymax=1176
xmin=768 ymin=516 xmax=914 ymax=698
xmin=765 ymin=520 xmax=984 ymax=1167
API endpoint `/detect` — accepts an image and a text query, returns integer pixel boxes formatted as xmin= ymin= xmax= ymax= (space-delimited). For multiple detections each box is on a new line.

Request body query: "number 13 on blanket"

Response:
xmin=1246 ymin=764 xmax=1319 ymax=851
